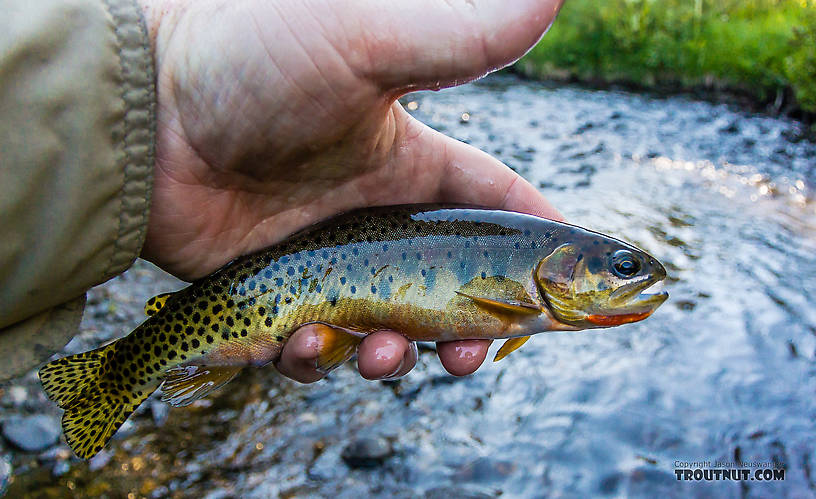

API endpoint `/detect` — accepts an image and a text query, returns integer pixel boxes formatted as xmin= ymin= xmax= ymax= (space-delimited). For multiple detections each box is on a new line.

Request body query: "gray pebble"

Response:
xmin=0 ymin=455 xmax=10 ymax=496
xmin=1 ymin=414 xmax=60 ymax=452
xmin=341 ymin=436 xmax=393 ymax=468
xmin=52 ymin=460 xmax=70 ymax=477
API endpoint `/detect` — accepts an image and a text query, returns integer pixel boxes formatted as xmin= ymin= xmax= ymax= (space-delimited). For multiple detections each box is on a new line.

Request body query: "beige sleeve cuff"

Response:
xmin=0 ymin=0 xmax=155 ymax=380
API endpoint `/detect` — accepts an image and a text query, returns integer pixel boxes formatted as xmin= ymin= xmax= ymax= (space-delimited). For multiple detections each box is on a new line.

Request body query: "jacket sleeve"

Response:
xmin=0 ymin=0 xmax=155 ymax=380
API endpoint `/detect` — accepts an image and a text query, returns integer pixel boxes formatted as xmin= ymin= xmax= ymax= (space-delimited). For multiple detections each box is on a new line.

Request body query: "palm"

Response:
xmin=140 ymin=0 xmax=563 ymax=279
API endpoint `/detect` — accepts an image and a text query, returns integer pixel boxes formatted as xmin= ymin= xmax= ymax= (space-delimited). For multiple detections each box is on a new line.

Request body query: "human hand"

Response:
xmin=137 ymin=0 xmax=565 ymax=382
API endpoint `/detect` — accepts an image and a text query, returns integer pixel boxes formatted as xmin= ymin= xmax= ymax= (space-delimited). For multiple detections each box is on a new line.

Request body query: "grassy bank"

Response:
xmin=517 ymin=0 xmax=816 ymax=118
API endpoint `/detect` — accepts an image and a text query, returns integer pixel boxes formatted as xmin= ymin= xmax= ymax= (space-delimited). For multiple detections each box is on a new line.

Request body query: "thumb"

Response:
xmin=358 ymin=0 xmax=564 ymax=93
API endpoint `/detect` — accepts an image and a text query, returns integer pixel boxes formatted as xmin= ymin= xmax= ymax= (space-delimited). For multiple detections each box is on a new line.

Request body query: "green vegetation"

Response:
xmin=517 ymin=0 xmax=816 ymax=115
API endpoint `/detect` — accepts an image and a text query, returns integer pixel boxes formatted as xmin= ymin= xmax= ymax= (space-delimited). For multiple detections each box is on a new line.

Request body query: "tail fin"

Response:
xmin=39 ymin=344 xmax=158 ymax=459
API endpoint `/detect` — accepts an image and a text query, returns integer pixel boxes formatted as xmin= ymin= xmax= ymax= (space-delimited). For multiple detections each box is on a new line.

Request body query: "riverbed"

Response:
xmin=2 ymin=74 xmax=814 ymax=498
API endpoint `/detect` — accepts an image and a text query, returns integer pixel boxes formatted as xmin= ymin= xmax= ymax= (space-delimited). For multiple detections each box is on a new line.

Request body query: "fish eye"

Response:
xmin=611 ymin=250 xmax=641 ymax=278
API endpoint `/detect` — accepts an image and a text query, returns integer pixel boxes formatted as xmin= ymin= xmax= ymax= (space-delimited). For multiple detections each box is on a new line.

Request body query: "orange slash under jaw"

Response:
xmin=586 ymin=310 xmax=654 ymax=326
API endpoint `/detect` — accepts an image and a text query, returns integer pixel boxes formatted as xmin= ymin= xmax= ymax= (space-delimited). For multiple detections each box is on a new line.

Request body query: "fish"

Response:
xmin=38 ymin=204 xmax=668 ymax=458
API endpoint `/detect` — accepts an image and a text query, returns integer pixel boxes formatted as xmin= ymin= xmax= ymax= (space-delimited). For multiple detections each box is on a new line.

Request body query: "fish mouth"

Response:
xmin=608 ymin=274 xmax=669 ymax=313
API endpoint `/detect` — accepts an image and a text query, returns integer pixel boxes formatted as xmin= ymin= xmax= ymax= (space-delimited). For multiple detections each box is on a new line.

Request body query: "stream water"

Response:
xmin=3 ymin=74 xmax=815 ymax=498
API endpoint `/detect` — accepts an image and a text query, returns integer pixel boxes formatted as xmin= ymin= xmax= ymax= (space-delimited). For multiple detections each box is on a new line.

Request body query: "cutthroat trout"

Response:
xmin=39 ymin=205 xmax=668 ymax=458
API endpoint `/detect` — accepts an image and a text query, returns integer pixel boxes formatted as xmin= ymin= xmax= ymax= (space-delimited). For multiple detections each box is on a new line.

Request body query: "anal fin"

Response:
xmin=145 ymin=292 xmax=174 ymax=316
xmin=455 ymin=292 xmax=542 ymax=314
xmin=493 ymin=336 xmax=531 ymax=362
xmin=311 ymin=323 xmax=363 ymax=374
xmin=160 ymin=365 xmax=241 ymax=407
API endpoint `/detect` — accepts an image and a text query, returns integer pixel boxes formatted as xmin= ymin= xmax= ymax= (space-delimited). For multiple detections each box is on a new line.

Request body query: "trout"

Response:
xmin=39 ymin=205 xmax=668 ymax=458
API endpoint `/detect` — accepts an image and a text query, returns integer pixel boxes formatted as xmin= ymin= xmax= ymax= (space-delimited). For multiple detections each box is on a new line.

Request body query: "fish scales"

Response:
xmin=38 ymin=205 xmax=668 ymax=458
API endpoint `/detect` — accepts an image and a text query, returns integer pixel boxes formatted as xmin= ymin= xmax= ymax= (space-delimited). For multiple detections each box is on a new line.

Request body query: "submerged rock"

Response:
xmin=0 ymin=454 xmax=10 ymax=496
xmin=341 ymin=436 xmax=393 ymax=468
xmin=1 ymin=414 xmax=59 ymax=452
xmin=455 ymin=457 xmax=517 ymax=482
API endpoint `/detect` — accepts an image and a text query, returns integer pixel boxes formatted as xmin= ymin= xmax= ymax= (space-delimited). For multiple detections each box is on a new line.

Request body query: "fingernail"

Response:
xmin=377 ymin=342 xmax=417 ymax=380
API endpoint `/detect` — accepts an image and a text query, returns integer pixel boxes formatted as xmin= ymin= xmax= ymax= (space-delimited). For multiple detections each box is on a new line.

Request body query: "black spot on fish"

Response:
xmin=191 ymin=339 xmax=200 ymax=348
xmin=265 ymin=316 xmax=273 ymax=327
xmin=206 ymin=335 xmax=214 ymax=344
xmin=168 ymin=351 xmax=177 ymax=360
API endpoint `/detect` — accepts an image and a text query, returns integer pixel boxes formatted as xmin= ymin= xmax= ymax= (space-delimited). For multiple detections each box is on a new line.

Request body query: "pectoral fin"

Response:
xmin=455 ymin=292 xmax=542 ymax=314
xmin=493 ymin=336 xmax=531 ymax=362
xmin=311 ymin=323 xmax=363 ymax=374
xmin=145 ymin=292 xmax=174 ymax=316
xmin=160 ymin=365 xmax=242 ymax=407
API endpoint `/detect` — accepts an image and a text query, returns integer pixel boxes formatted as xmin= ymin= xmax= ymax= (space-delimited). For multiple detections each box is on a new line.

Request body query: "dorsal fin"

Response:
xmin=160 ymin=365 xmax=242 ymax=407
xmin=144 ymin=292 xmax=174 ymax=316
xmin=493 ymin=336 xmax=531 ymax=362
